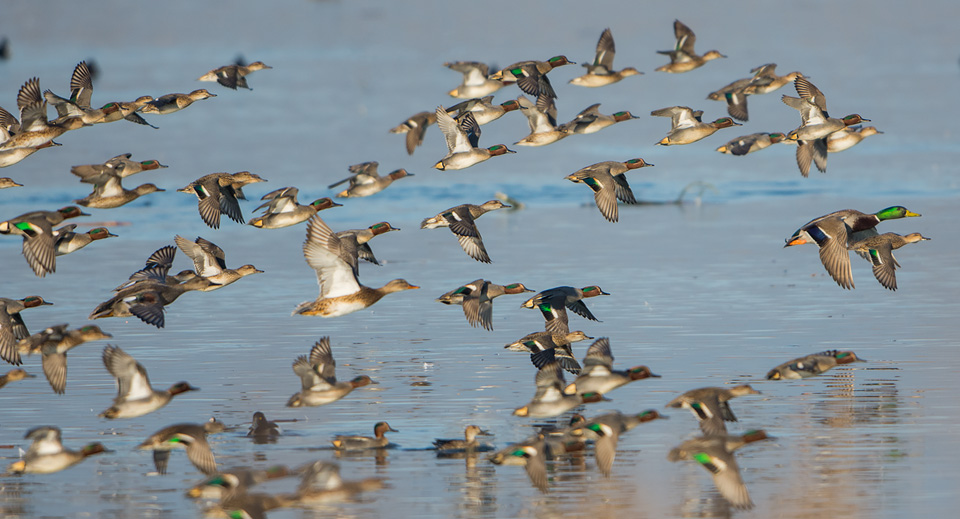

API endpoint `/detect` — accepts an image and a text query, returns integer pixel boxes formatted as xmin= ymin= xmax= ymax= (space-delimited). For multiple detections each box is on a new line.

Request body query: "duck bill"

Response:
xmin=784 ymin=237 xmax=807 ymax=247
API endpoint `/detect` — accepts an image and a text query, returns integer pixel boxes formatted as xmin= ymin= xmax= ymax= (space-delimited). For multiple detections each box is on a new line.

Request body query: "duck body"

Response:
xmin=668 ymin=430 xmax=772 ymax=509
xmin=6 ymin=426 xmax=108 ymax=474
xmin=514 ymin=352 xmax=605 ymax=419
xmin=198 ymin=61 xmax=271 ymax=90
xmin=514 ymin=94 xmax=568 ymax=147
xmin=0 ymin=295 xmax=52 ymax=365
xmin=560 ymin=104 xmax=638 ymax=135
xmin=433 ymin=106 xmax=515 ymax=170
xmin=249 ymin=188 xmax=340 ymax=229
xmin=286 ymin=337 xmax=375 ymax=406
xmin=521 ymin=285 xmax=609 ymax=334
xmin=141 ymin=89 xmax=215 ymax=114
xmin=331 ymin=421 xmax=397 ymax=450
xmin=0 ymin=206 xmax=88 ymax=277
xmin=826 ymin=125 xmax=882 ymax=153
xmin=137 ymin=421 xmax=222 ymax=475
xmin=569 ymin=29 xmax=642 ymax=87
xmin=666 ymin=385 xmax=761 ymax=436
xmin=18 ymin=324 xmax=111 ymax=394
xmin=433 ymin=425 xmax=492 ymax=452
xmin=655 ymin=20 xmax=725 ymax=73
xmin=716 ymin=132 xmax=786 ymax=155
xmin=767 ymin=350 xmax=866 ymax=380
xmin=98 ymin=345 xmax=199 ymax=418
xmin=847 ymin=232 xmax=930 ymax=290
xmin=652 ymin=106 xmax=740 ymax=145
xmin=444 ymin=61 xmax=503 ymax=99
xmin=329 ymin=161 xmax=414 ymax=198
xmin=420 ymin=200 xmax=509 ymax=263
xmin=437 ymin=279 xmax=532 ymax=330
xmin=565 ymin=338 xmax=659 ymax=396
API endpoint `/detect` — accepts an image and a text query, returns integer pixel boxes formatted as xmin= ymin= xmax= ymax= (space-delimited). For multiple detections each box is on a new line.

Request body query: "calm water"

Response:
xmin=1 ymin=1 xmax=958 ymax=518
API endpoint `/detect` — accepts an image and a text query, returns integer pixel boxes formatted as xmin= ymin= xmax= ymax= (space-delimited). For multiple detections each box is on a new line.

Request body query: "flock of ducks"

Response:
xmin=0 ymin=17 xmax=924 ymax=517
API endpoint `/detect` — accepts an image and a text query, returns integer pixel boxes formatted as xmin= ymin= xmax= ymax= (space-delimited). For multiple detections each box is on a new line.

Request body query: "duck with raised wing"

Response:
xmin=0 ymin=296 xmax=52 ymax=365
xmin=71 ymin=153 xmax=167 ymax=181
xmin=0 ymin=78 xmax=86 ymax=151
xmin=565 ymin=338 xmax=659 ymax=397
xmin=286 ymin=337 xmax=376 ymax=407
xmin=71 ymin=158 xmax=164 ymax=208
xmin=178 ymin=171 xmax=266 ymax=228
xmin=420 ymin=200 xmax=509 ymax=263
xmin=5 ymin=426 xmax=109 ymax=475
xmin=716 ymin=132 xmax=787 ymax=155
xmin=565 ymin=158 xmax=653 ymax=222
xmin=784 ymin=206 xmax=920 ymax=290
xmin=186 ymin=466 xmax=291 ymax=499
xmin=707 ymin=64 xmax=803 ymax=121
xmin=655 ymin=20 xmax=725 ymax=73
xmin=328 ymin=161 xmax=414 ymax=198
xmin=827 ymin=125 xmax=883 ymax=153
xmin=567 ymin=410 xmax=667 ymax=476
xmin=666 ymin=385 xmax=761 ymax=436
xmin=43 ymin=61 xmax=121 ymax=125
xmin=445 ymin=61 xmax=504 ymax=99
xmin=390 ymin=110 xmax=437 ymax=155
xmin=0 ymin=206 xmax=88 ymax=277
xmin=569 ymin=28 xmax=642 ymax=87
xmin=17 ymin=324 xmax=111 ymax=394
xmin=652 ymin=106 xmax=740 ymax=145
xmin=514 ymin=350 xmax=605 ymax=418
xmin=782 ymin=76 xmax=868 ymax=176
xmin=668 ymin=430 xmax=773 ymax=510
xmin=767 ymin=350 xmax=866 ymax=380
xmin=0 ymin=104 xmax=62 ymax=167
xmin=848 ymin=232 xmax=930 ymax=291
xmin=174 ymin=235 xmax=262 ymax=289
xmin=488 ymin=436 xmax=549 ymax=493
xmin=89 ymin=275 xmax=218 ymax=328
xmin=140 ymin=89 xmax=216 ymax=115
xmin=331 ymin=421 xmax=398 ymax=450
xmin=0 ymin=368 xmax=34 ymax=389
xmin=98 ymin=345 xmax=199 ymax=418
xmin=492 ymin=56 xmax=575 ymax=100
xmin=248 ymin=187 xmax=340 ymax=229
xmin=293 ymin=216 xmax=418 ymax=317
xmin=559 ymin=103 xmax=638 ymax=135
xmin=137 ymin=420 xmax=223 ymax=475
xmin=515 ymin=94 xmax=569 ymax=146
xmin=521 ymin=285 xmax=609 ymax=334
xmin=198 ymin=60 xmax=271 ymax=90
xmin=433 ymin=107 xmax=515 ymax=170
xmin=437 ymin=280 xmax=533 ymax=330
xmin=294 ymin=460 xmax=385 ymax=503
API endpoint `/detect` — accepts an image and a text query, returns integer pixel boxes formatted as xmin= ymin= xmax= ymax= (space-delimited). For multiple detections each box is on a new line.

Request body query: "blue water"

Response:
xmin=1 ymin=1 xmax=958 ymax=518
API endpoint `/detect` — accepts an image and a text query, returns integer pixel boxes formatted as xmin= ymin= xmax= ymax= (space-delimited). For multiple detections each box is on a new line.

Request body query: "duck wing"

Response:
xmin=303 ymin=216 xmax=361 ymax=298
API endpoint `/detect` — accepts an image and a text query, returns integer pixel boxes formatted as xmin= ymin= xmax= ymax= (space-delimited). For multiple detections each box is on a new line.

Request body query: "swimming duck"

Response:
xmin=247 ymin=411 xmax=281 ymax=440
xmin=336 ymin=221 xmax=400 ymax=266
xmin=666 ymin=385 xmax=761 ymax=436
xmin=293 ymin=216 xmax=418 ymax=317
xmin=420 ymin=200 xmax=510 ymax=263
xmin=559 ymin=103 xmax=638 ymax=135
xmin=767 ymin=350 xmax=866 ymax=380
xmin=137 ymin=420 xmax=223 ymax=475
xmin=433 ymin=107 xmax=515 ymax=170
xmin=514 ymin=94 xmax=569 ymax=147
xmin=511 ymin=330 xmax=593 ymax=375
xmin=99 ymin=345 xmax=199 ymax=418
xmin=331 ymin=421 xmax=398 ymax=450
xmin=0 ymin=79 xmax=87 ymax=152
xmin=514 ymin=350 xmax=605 ymax=418
xmin=5 ymin=426 xmax=109 ymax=475
xmin=437 ymin=279 xmax=533 ymax=330
xmin=715 ymin=132 xmax=787 ymax=155
xmin=826 ymin=125 xmax=883 ymax=153
xmin=668 ymin=430 xmax=773 ymax=509
xmin=328 ymin=161 xmax=414 ymax=198
xmin=0 ymin=295 xmax=52 ymax=365
xmin=433 ymin=425 xmax=493 ymax=452
xmin=0 ymin=368 xmax=34 ymax=389
xmin=90 ymin=275 xmax=218 ymax=328
xmin=0 ymin=206 xmax=89 ymax=277
xmin=655 ymin=20 xmax=725 ymax=73
xmin=294 ymin=460 xmax=385 ymax=503
xmin=445 ymin=61 xmax=504 ymax=98
xmin=53 ymin=225 xmax=116 ymax=255
xmin=140 ymin=89 xmax=216 ymax=115
xmin=178 ymin=171 xmax=266 ymax=228
xmin=569 ymin=28 xmax=642 ymax=87
xmin=848 ymin=232 xmax=930 ymax=291
xmin=521 ymin=285 xmax=609 ymax=335
xmin=491 ymin=56 xmax=575 ymax=100
xmin=782 ymin=77 xmax=868 ymax=176
xmin=564 ymin=338 xmax=659 ymax=396
xmin=286 ymin=337 xmax=376 ymax=407
xmin=488 ymin=436 xmax=549 ymax=493
xmin=390 ymin=110 xmax=437 ymax=155
xmin=707 ymin=64 xmax=804 ymax=121
xmin=651 ymin=106 xmax=740 ymax=145
xmin=565 ymin=158 xmax=654 ymax=222
xmin=43 ymin=61 xmax=120 ymax=125
xmin=784 ymin=206 xmax=920 ymax=290
xmin=17 ymin=324 xmax=111 ymax=394
xmin=174 ymin=235 xmax=263 ymax=288
xmin=567 ymin=410 xmax=668 ymax=476
xmin=198 ymin=60 xmax=271 ymax=90
xmin=447 ymin=96 xmax=521 ymax=125
xmin=248 ymin=188 xmax=339 ymax=229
